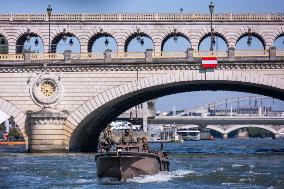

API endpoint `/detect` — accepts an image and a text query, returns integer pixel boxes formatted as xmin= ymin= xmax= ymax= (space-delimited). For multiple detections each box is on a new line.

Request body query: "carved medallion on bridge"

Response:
xmin=30 ymin=73 xmax=64 ymax=108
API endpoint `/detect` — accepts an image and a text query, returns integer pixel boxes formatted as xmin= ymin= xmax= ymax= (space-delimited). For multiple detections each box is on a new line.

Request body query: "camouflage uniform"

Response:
xmin=98 ymin=126 xmax=114 ymax=152
xmin=119 ymin=130 xmax=135 ymax=145
xmin=142 ymin=137 xmax=149 ymax=151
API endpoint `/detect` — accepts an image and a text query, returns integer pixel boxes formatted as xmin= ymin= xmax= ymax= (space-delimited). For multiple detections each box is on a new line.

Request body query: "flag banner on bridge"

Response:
xmin=201 ymin=57 xmax=218 ymax=69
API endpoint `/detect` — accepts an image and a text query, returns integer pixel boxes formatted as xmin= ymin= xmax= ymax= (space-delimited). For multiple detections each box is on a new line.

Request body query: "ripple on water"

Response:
xmin=232 ymin=164 xmax=244 ymax=168
xmin=127 ymin=170 xmax=194 ymax=183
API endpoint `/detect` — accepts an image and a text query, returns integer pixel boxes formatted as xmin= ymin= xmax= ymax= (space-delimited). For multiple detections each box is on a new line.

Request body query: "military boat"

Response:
xmin=95 ymin=144 xmax=169 ymax=180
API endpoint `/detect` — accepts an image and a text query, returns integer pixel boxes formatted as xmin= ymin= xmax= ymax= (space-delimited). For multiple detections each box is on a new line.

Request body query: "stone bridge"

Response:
xmin=0 ymin=13 xmax=283 ymax=53
xmin=0 ymin=12 xmax=284 ymax=152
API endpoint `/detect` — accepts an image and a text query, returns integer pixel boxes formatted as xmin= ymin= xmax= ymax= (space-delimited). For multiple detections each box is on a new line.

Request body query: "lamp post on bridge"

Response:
xmin=47 ymin=4 xmax=52 ymax=53
xmin=209 ymin=2 xmax=215 ymax=51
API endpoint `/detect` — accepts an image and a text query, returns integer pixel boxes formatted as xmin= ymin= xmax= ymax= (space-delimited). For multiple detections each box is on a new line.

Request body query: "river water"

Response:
xmin=0 ymin=139 xmax=284 ymax=189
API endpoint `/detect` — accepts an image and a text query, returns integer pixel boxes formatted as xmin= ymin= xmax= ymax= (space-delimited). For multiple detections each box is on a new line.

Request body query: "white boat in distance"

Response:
xmin=177 ymin=129 xmax=201 ymax=141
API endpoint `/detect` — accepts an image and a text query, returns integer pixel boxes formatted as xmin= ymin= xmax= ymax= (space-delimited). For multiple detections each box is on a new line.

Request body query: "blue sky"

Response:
xmin=1 ymin=0 xmax=284 ymax=111
xmin=0 ymin=0 xmax=284 ymax=13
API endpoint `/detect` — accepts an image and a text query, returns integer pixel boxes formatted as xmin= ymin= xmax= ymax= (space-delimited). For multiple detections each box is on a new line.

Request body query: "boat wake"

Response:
xmin=127 ymin=170 xmax=194 ymax=183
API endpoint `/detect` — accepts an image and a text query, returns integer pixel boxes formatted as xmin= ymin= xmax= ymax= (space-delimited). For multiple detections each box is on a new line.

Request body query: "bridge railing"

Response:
xmin=30 ymin=53 xmax=64 ymax=60
xmin=193 ymin=51 xmax=228 ymax=58
xmin=152 ymin=52 xmax=187 ymax=58
xmin=1 ymin=49 xmax=284 ymax=62
xmin=0 ymin=54 xmax=24 ymax=61
xmin=1 ymin=13 xmax=283 ymax=22
xmin=71 ymin=53 xmax=105 ymax=60
xmin=235 ymin=50 xmax=269 ymax=57
xmin=276 ymin=50 xmax=284 ymax=57
xmin=111 ymin=52 xmax=145 ymax=59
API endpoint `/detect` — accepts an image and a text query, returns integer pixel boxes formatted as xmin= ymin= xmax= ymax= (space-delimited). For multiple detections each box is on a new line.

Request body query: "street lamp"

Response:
xmin=69 ymin=39 xmax=74 ymax=46
xmin=26 ymin=29 xmax=31 ymax=42
xmin=35 ymin=38 xmax=39 ymax=47
xmin=62 ymin=29 xmax=68 ymax=42
xmin=104 ymin=38 xmax=109 ymax=46
xmin=247 ymin=28 xmax=252 ymax=46
xmin=173 ymin=28 xmax=178 ymax=43
xmin=209 ymin=2 xmax=214 ymax=51
xmin=47 ymin=4 xmax=52 ymax=53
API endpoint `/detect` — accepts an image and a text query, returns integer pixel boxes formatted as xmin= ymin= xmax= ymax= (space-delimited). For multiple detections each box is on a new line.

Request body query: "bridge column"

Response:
xmin=8 ymin=41 xmax=16 ymax=54
xmin=145 ymin=49 xmax=153 ymax=62
xmin=28 ymin=109 xmax=68 ymax=152
xmin=228 ymin=47 xmax=235 ymax=59
xmin=269 ymin=47 xmax=276 ymax=59
xmin=222 ymin=133 xmax=228 ymax=139
xmin=186 ymin=48 xmax=194 ymax=60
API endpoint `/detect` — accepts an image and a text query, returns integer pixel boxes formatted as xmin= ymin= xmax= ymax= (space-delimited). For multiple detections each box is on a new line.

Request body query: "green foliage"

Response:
xmin=229 ymin=127 xmax=273 ymax=138
xmin=246 ymin=127 xmax=273 ymax=138
xmin=0 ymin=122 xmax=4 ymax=131
xmin=8 ymin=128 xmax=22 ymax=138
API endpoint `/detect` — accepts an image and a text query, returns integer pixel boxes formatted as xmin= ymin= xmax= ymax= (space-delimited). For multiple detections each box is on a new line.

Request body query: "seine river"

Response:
xmin=1 ymin=139 xmax=284 ymax=189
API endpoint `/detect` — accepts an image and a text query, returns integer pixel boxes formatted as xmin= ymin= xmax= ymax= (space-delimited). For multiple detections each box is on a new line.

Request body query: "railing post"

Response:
xmin=145 ymin=49 xmax=153 ymax=62
xmin=64 ymin=50 xmax=72 ymax=63
xmin=24 ymin=53 xmax=31 ymax=63
xmin=186 ymin=48 xmax=194 ymax=60
xmin=228 ymin=47 xmax=235 ymax=59
xmin=269 ymin=46 xmax=276 ymax=59
xmin=105 ymin=49 xmax=112 ymax=62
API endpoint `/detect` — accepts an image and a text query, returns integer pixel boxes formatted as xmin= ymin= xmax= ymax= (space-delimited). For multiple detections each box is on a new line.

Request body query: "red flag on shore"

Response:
xmin=201 ymin=57 xmax=218 ymax=69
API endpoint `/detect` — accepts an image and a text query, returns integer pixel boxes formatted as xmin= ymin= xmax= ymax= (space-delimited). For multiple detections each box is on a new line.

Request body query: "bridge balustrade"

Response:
xmin=0 ymin=50 xmax=284 ymax=62
xmin=70 ymin=53 xmax=105 ymax=60
xmin=0 ymin=13 xmax=283 ymax=22
xmin=0 ymin=54 xmax=24 ymax=61
xmin=111 ymin=52 xmax=145 ymax=59
xmin=152 ymin=52 xmax=187 ymax=58
xmin=276 ymin=50 xmax=284 ymax=57
xmin=235 ymin=50 xmax=269 ymax=57
xmin=193 ymin=51 xmax=228 ymax=58
xmin=30 ymin=53 xmax=64 ymax=60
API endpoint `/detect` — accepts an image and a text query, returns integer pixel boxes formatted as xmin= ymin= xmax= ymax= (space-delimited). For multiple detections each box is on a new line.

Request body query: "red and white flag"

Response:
xmin=201 ymin=57 xmax=218 ymax=69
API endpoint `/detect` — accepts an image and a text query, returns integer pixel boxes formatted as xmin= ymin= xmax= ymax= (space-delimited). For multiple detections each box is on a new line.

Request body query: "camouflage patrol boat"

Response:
xmin=95 ymin=144 xmax=169 ymax=180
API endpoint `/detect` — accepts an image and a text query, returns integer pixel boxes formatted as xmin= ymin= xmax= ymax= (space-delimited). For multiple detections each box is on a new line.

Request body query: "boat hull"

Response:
xmin=95 ymin=151 xmax=169 ymax=180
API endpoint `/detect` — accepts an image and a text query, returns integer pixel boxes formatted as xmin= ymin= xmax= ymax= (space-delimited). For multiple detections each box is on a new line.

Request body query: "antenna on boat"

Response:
xmin=135 ymin=54 xmax=139 ymax=124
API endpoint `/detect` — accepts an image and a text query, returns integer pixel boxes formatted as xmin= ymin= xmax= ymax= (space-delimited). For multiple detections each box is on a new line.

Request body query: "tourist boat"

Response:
xmin=177 ymin=129 xmax=201 ymax=141
xmin=157 ymin=129 xmax=183 ymax=143
xmin=95 ymin=144 xmax=169 ymax=180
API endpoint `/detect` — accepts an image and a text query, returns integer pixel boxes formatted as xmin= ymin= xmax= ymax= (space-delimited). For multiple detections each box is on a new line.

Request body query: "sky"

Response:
xmin=0 ymin=0 xmax=284 ymax=13
xmin=1 ymin=0 xmax=284 ymax=111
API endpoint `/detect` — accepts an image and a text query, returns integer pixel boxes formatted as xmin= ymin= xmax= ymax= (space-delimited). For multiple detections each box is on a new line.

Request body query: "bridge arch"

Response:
xmin=65 ymin=70 xmax=284 ymax=151
xmin=198 ymin=32 xmax=229 ymax=51
xmin=87 ymin=33 xmax=117 ymax=52
xmin=235 ymin=31 xmax=266 ymax=50
xmin=161 ymin=32 xmax=191 ymax=52
xmin=273 ymin=32 xmax=284 ymax=48
xmin=0 ymin=97 xmax=27 ymax=148
xmin=225 ymin=125 xmax=277 ymax=135
xmin=0 ymin=34 xmax=9 ymax=54
xmin=124 ymin=32 xmax=154 ymax=52
xmin=51 ymin=31 xmax=80 ymax=53
xmin=16 ymin=32 xmax=44 ymax=53
xmin=206 ymin=125 xmax=225 ymax=134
